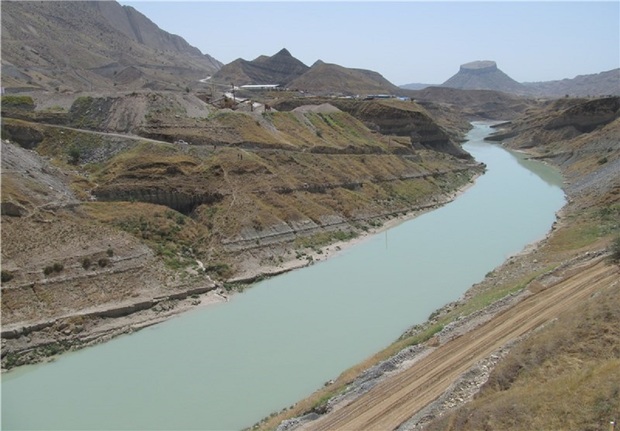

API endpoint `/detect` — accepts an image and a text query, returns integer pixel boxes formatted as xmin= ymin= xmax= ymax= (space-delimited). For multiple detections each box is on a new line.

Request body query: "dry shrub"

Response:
xmin=424 ymin=282 xmax=620 ymax=431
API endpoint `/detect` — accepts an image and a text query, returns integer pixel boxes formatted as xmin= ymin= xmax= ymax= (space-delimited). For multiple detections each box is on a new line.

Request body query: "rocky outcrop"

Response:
xmin=94 ymin=187 xmax=223 ymax=215
xmin=271 ymin=98 xmax=470 ymax=158
xmin=333 ymin=100 xmax=470 ymax=158
xmin=1 ymin=122 xmax=44 ymax=149
xmin=1 ymin=201 xmax=28 ymax=217
xmin=543 ymin=96 xmax=620 ymax=132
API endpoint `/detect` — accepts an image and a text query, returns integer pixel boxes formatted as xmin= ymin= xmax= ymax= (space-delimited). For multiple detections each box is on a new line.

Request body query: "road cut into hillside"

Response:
xmin=302 ymin=257 xmax=618 ymax=431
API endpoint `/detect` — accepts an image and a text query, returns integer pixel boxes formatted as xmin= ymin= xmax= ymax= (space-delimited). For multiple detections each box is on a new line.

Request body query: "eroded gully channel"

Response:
xmin=1 ymin=122 xmax=566 ymax=430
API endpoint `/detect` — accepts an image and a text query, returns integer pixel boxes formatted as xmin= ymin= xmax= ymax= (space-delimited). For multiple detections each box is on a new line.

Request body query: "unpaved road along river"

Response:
xmin=304 ymin=258 xmax=618 ymax=430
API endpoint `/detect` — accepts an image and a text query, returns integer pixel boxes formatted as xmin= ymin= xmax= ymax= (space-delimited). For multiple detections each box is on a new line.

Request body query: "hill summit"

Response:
xmin=213 ymin=49 xmax=400 ymax=96
xmin=210 ymin=48 xmax=309 ymax=86
xmin=441 ymin=60 xmax=526 ymax=94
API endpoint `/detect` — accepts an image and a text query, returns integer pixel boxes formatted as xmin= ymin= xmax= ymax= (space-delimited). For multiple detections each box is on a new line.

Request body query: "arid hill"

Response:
xmin=488 ymin=96 xmax=620 ymax=206
xmin=441 ymin=61 xmax=527 ymax=94
xmin=287 ymin=60 xmax=401 ymax=96
xmin=523 ymin=68 xmax=620 ymax=97
xmin=210 ymin=48 xmax=309 ymax=87
xmin=0 ymin=0 xmax=222 ymax=92
xmin=212 ymin=50 xmax=401 ymax=96
xmin=271 ymin=97 xmax=470 ymax=157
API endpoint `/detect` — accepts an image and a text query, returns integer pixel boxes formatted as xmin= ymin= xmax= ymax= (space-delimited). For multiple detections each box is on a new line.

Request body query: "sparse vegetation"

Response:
xmin=1 ymin=270 xmax=14 ymax=283
xmin=204 ymin=262 xmax=231 ymax=278
xmin=1 ymin=95 xmax=35 ymax=111
xmin=81 ymin=257 xmax=92 ymax=269
xmin=426 ymin=285 xmax=620 ymax=431
xmin=68 ymin=146 xmax=81 ymax=165
xmin=609 ymin=236 xmax=620 ymax=263
xmin=43 ymin=263 xmax=64 ymax=276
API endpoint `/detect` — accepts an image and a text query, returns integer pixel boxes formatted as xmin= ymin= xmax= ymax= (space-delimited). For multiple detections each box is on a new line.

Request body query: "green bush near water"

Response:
xmin=1 ymin=95 xmax=35 ymax=111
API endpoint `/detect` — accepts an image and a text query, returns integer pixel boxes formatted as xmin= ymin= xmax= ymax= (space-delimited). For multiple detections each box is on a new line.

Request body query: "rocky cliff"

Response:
xmin=489 ymin=96 xmax=620 ymax=206
xmin=272 ymin=97 xmax=471 ymax=158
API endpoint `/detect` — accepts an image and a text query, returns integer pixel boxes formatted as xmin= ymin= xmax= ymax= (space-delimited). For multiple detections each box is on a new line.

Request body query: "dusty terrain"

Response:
xmin=1 ymin=91 xmax=485 ymax=370
xmin=291 ymin=257 xmax=617 ymax=431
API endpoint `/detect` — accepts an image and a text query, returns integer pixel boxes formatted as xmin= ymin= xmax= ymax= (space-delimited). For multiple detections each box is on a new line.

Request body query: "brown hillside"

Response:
xmin=0 ymin=1 xmax=221 ymax=92
xmin=409 ymin=86 xmax=534 ymax=121
xmin=272 ymin=97 xmax=471 ymax=157
xmin=210 ymin=48 xmax=309 ymax=86
xmin=288 ymin=60 xmax=400 ymax=96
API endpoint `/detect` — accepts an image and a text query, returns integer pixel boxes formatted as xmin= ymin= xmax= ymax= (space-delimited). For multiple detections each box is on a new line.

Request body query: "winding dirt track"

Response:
xmin=306 ymin=258 xmax=618 ymax=431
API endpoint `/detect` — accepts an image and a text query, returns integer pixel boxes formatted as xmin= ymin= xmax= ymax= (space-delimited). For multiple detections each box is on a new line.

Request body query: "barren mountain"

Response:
xmin=287 ymin=60 xmax=401 ymax=96
xmin=425 ymin=61 xmax=619 ymax=98
xmin=210 ymin=48 xmax=309 ymax=86
xmin=441 ymin=61 xmax=527 ymax=94
xmin=212 ymin=50 xmax=401 ymax=96
xmin=0 ymin=0 xmax=222 ymax=92
xmin=523 ymin=68 xmax=620 ymax=97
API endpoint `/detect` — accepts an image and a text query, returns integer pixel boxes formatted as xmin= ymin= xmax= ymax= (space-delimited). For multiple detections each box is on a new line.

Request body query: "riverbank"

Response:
xmin=1 ymin=171 xmax=481 ymax=372
xmin=228 ymin=175 xmax=482 ymax=285
xmin=278 ymin=250 xmax=616 ymax=431
xmin=255 ymin=148 xmax=618 ymax=431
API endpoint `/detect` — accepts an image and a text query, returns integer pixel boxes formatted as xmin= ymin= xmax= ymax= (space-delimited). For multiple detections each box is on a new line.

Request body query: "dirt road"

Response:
xmin=305 ymin=258 xmax=618 ymax=431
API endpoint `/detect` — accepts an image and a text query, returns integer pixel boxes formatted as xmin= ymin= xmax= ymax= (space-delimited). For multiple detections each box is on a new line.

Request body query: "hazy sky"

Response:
xmin=119 ymin=1 xmax=620 ymax=85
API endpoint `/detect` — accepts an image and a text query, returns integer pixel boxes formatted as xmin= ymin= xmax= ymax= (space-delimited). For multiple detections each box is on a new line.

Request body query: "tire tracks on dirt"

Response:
xmin=305 ymin=258 xmax=618 ymax=431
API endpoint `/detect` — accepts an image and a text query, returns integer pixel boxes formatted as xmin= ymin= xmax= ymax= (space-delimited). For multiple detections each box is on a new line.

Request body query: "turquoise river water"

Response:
xmin=1 ymin=123 xmax=566 ymax=430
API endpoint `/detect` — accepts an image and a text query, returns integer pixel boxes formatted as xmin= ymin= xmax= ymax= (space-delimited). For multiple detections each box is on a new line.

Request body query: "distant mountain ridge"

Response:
xmin=1 ymin=0 xmax=222 ymax=92
xmin=523 ymin=69 xmax=620 ymax=97
xmin=401 ymin=61 xmax=619 ymax=98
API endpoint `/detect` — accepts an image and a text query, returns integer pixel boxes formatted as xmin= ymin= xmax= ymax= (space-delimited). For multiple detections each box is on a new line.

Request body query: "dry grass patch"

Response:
xmin=84 ymin=201 xmax=208 ymax=270
xmin=425 ymin=281 xmax=620 ymax=431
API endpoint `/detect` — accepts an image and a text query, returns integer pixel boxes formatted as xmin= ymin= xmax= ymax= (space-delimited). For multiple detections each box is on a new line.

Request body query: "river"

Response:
xmin=1 ymin=122 xmax=566 ymax=430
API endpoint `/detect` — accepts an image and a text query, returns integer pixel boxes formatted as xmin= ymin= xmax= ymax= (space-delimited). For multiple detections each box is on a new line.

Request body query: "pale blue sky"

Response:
xmin=119 ymin=1 xmax=620 ymax=85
